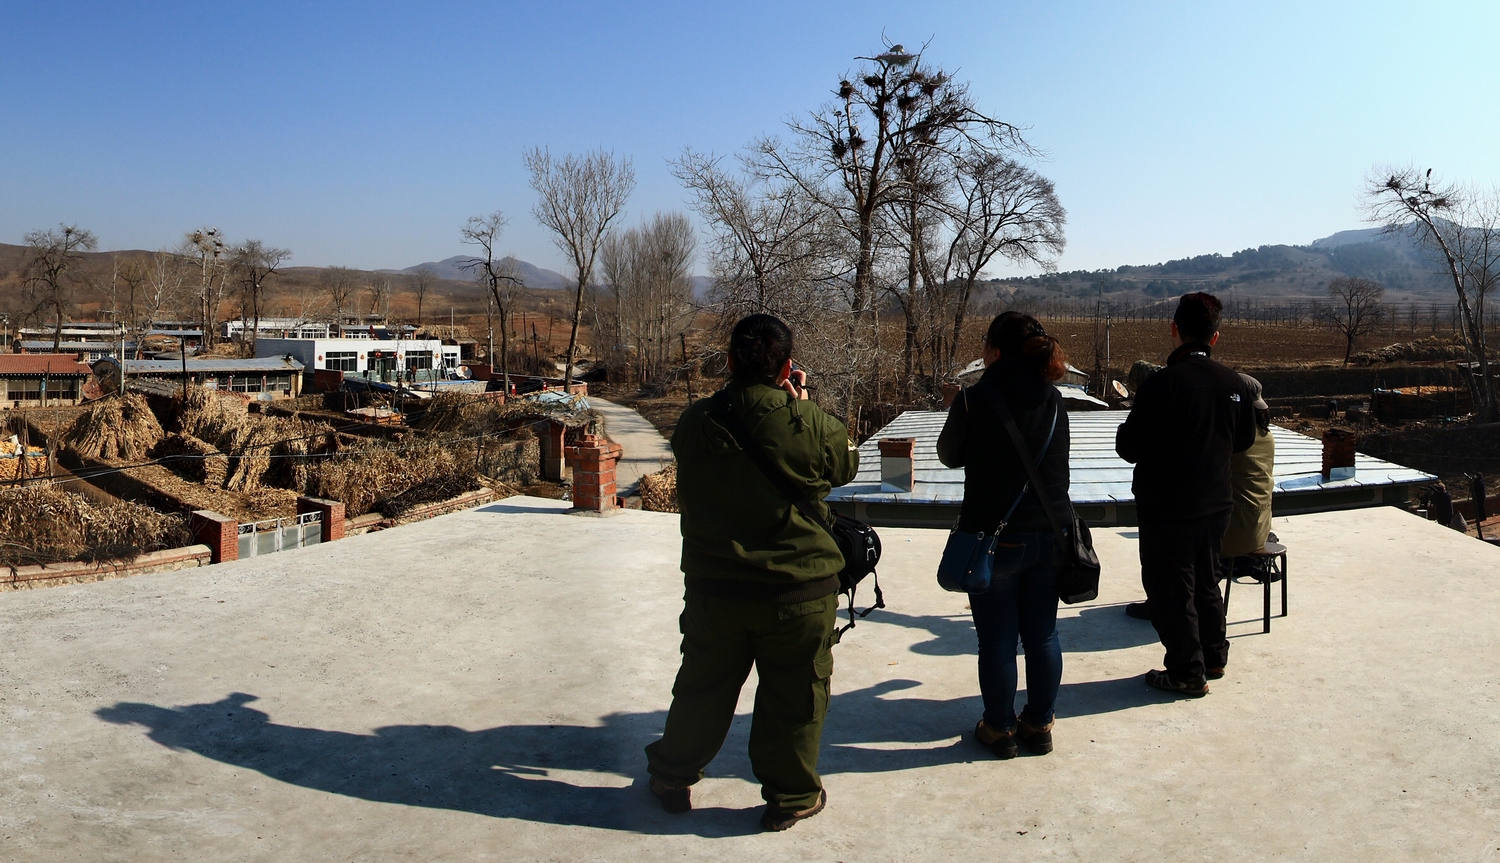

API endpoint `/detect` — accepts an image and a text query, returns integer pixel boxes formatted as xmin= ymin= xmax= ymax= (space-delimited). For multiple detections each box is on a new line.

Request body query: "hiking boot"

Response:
xmin=1206 ymin=666 xmax=1226 ymax=680
xmin=1016 ymin=715 xmax=1054 ymax=755
xmin=1124 ymin=601 xmax=1151 ymax=620
xmin=649 ymin=776 xmax=691 ymax=814
xmin=1145 ymin=669 xmax=1209 ymax=698
xmin=974 ymin=719 xmax=1018 ymax=759
xmin=761 ymin=789 xmax=826 ymax=831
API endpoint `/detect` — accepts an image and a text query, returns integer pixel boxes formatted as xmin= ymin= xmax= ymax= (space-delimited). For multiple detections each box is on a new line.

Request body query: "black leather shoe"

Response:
xmin=1124 ymin=601 xmax=1151 ymax=620
xmin=1145 ymin=669 xmax=1209 ymax=697
xmin=649 ymin=777 xmax=691 ymax=814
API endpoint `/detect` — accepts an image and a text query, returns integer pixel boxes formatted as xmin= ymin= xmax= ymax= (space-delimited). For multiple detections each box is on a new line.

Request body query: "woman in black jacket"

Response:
xmin=937 ymin=311 xmax=1071 ymax=758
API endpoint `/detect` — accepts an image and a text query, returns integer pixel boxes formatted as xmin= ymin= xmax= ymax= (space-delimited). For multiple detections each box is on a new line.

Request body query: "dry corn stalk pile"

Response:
xmin=179 ymin=386 xmax=249 ymax=444
xmin=640 ymin=462 xmax=678 ymax=513
xmin=0 ymin=438 xmax=49 ymax=482
xmin=0 ymin=485 xmax=190 ymax=569
xmin=61 ymin=393 xmax=164 ymax=461
xmin=152 ymin=433 xmax=228 ymax=486
xmin=169 ymin=388 xmax=337 ymax=493
xmin=304 ymin=438 xmax=469 ymax=517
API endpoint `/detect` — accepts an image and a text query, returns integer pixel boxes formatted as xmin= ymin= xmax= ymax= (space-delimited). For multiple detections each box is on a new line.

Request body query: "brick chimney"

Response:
xmin=565 ymin=434 xmax=623 ymax=512
xmin=878 ymin=437 xmax=916 ymax=493
xmin=1322 ymin=428 xmax=1357 ymax=481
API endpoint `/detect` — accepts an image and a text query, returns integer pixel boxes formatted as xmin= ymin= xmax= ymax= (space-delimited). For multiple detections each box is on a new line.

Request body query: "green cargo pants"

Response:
xmin=645 ymin=590 xmax=838 ymax=811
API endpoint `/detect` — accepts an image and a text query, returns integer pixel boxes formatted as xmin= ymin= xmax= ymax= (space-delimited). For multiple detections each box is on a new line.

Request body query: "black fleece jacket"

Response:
xmin=1115 ymin=342 xmax=1256 ymax=522
xmin=937 ymin=358 xmax=1072 ymax=535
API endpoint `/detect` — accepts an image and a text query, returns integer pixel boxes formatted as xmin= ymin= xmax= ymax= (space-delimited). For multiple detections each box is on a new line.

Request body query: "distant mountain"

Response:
xmin=992 ymin=226 xmax=1450 ymax=302
xmin=395 ymin=256 xmax=570 ymax=289
xmin=1308 ymin=227 xmax=1386 ymax=249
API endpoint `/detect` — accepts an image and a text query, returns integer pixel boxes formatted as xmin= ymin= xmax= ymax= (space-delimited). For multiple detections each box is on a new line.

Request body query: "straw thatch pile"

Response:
xmin=61 ymin=393 xmax=164 ymax=461
xmin=152 ymin=433 xmax=228 ymax=486
xmin=375 ymin=471 xmax=482 ymax=519
xmin=0 ymin=438 xmax=49 ymax=482
xmin=303 ymin=438 xmax=472 ymax=517
xmin=160 ymin=388 xmax=337 ymax=493
xmin=640 ymin=462 xmax=678 ymax=513
xmin=0 ymin=485 xmax=191 ymax=569
xmin=179 ymin=386 xmax=249 ymax=444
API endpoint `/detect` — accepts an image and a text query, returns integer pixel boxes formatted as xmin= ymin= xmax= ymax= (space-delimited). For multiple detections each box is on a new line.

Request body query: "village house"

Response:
xmin=0 ymin=353 xmax=94 ymax=408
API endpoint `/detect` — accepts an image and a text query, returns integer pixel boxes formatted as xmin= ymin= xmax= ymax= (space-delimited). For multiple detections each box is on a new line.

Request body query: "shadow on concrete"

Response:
xmin=96 ymin=677 xmax=1163 ymax=830
xmin=97 ymin=693 xmax=758 ymax=837
xmin=873 ymin=606 xmax=1158 ymax=657
xmin=475 ymin=502 xmax=571 ymax=516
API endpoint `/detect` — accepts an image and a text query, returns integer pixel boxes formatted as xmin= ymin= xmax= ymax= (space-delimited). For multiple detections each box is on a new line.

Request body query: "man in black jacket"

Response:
xmin=1116 ymin=293 xmax=1255 ymax=697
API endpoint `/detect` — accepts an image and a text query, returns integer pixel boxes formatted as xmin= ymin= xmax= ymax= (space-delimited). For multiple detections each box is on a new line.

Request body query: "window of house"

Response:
xmin=405 ymin=351 xmax=433 ymax=371
xmin=325 ymin=351 xmax=358 ymax=371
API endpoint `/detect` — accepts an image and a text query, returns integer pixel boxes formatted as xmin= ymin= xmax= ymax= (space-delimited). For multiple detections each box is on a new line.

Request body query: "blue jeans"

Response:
xmin=968 ymin=530 xmax=1062 ymax=730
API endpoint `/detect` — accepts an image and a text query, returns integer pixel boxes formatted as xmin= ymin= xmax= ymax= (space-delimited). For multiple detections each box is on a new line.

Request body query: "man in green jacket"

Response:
xmin=645 ymin=314 xmax=859 ymax=831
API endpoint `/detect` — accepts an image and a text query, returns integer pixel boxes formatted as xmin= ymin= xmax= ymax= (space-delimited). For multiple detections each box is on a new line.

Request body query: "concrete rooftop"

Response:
xmin=3 ymin=498 xmax=1500 ymax=861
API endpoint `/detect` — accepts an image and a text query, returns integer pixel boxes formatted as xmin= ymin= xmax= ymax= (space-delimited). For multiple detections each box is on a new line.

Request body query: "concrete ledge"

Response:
xmin=344 ymin=489 xmax=501 ymax=534
xmin=1 ymin=544 xmax=213 ymax=591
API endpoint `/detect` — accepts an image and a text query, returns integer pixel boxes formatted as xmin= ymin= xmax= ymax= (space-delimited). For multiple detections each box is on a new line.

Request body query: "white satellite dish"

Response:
xmin=1112 ymin=380 xmax=1130 ymax=399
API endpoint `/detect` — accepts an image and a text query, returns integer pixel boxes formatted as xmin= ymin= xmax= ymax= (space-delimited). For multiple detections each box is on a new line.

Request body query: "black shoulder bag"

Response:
xmin=709 ymin=391 xmax=884 ymax=635
xmin=995 ymin=395 xmax=1102 ymax=604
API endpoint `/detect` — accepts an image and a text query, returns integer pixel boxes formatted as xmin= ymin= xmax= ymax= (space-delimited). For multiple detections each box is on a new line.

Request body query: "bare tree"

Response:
xmin=182 ymin=227 xmax=228 ymax=347
xmin=320 ymin=266 xmax=360 ymax=326
xmin=230 ymin=240 xmax=291 ymax=355
xmin=1316 ymin=277 xmax=1386 ymax=365
xmin=365 ymin=275 xmax=393 ymax=321
xmin=460 ymin=212 xmax=526 ymax=394
xmin=524 ymin=147 xmax=635 ymax=389
xmin=21 ymin=224 xmax=97 ymax=352
xmin=600 ymin=212 xmax=698 ymax=383
xmin=410 ymin=267 xmax=435 ymax=327
xmin=1366 ymin=167 xmax=1500 ymax=419
xmin=673 ymin=148 xmax=832 ymax=319
xmin=936 ymin=151 xmax=1066 ymax=375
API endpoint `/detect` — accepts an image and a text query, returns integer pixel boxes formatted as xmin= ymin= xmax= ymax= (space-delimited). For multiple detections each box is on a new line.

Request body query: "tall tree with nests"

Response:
xmin=1365 ymin=166 xmax=1500 ymax=420
xmin=524 ymin=147 xmax=635 ymax=389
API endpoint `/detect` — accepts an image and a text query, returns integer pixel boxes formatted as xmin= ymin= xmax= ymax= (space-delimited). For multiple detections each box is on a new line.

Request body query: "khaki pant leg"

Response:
xmin=645 ymin=593 xmax=755 ymax=786
xmin=746 ymin=594 xmax=838 ymax=810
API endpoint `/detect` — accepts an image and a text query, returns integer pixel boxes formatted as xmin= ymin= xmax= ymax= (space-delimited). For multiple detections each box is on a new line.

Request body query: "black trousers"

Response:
xmin=1139 ymin=512 xmax=1230 ymax=681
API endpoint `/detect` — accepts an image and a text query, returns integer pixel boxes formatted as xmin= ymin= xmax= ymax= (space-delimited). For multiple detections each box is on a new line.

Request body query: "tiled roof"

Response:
xmin=0 ymin=354 xmax=94 ymax=377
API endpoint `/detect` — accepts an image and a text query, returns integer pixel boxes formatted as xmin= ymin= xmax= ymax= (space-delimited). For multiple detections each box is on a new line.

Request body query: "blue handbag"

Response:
xmin=935 ymin=402 xmax=1058 ymax=594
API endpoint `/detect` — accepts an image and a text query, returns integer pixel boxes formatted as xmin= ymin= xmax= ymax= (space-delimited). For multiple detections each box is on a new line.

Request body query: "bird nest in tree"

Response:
xmin=61 ymin=393 xmax=164 ymax=462
xmin=0 ymin=485 xmax=190 ymax=570
xmin=640 ymin=462 xmax=678 ymax=513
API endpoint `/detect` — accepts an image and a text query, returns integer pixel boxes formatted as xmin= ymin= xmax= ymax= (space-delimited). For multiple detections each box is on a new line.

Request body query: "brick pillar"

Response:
xmin=189 ymin=510 xmax=238 ymax=564
xmin=565 ymin=434 xmax=623 ymax=512
xmin=879 ymin=437 xmax=916 ymax=493
xmin=297 ymin=496 xmax=346 ymax=542
xmin=537 ymin=420 xmax=568 ymax=482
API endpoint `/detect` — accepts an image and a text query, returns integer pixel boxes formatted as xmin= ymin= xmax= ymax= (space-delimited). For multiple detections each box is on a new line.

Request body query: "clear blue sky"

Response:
xmin=3 ymin=1 xmax=1496 ymax=276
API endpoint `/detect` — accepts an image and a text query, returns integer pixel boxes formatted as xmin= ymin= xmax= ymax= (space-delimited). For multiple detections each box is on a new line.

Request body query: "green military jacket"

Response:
xmin=672 ymin=380 xmax=859 ymax=588
xmin=1223 ymin=426 xmax=1275 ymax=557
